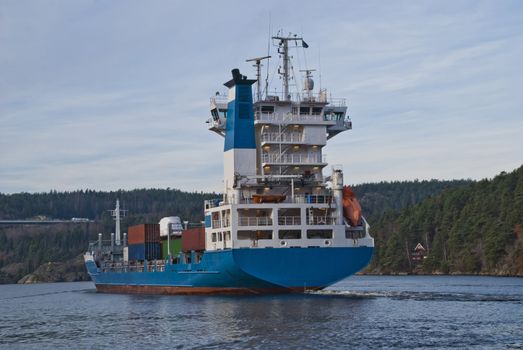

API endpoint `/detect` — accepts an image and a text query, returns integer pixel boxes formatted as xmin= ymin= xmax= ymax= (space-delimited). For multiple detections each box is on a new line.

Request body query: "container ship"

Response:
xmin=84 ymin=33 xmax=374 ymax=294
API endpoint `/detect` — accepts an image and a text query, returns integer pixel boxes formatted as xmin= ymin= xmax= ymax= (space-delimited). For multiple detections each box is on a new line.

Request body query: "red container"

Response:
xmin=182 ymin=227 xmax=206 ymax=252
xmin=128 ymin=224 xmax=160 ymax=245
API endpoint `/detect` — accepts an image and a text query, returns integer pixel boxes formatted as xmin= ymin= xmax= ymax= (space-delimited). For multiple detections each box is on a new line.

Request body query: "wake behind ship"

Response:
xmin=84 ymin=33 xmax=374 ymax=294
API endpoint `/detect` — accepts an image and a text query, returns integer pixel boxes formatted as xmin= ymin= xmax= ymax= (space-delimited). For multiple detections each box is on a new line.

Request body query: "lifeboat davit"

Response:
xmin=342 ymin=186 xmax=362 ymax=226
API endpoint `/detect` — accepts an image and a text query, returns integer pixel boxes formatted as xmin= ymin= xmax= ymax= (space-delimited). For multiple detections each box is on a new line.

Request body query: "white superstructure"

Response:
xmin=204 ymin=33 xmax=373 ymax=252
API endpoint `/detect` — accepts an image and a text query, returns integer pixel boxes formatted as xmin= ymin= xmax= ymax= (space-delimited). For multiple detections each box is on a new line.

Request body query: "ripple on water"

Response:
xmin=0 ymin=277 xmax=522 ymax=349
xmin=311 ymin=289 xmax=523 ymax=302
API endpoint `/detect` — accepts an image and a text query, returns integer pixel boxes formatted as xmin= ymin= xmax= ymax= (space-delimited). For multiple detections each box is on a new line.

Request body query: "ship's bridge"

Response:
xmin=207 ymin=92 xmax=352 ymax=139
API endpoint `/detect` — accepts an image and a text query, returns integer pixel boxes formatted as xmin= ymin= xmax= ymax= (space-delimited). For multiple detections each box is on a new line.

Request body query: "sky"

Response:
xmin=1 ymin=0 xmax=522 ymax=194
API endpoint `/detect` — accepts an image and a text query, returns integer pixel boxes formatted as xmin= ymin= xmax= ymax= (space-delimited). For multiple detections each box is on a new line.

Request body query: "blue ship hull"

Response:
xmin=86 ymin=247 xmax=373 ymax=295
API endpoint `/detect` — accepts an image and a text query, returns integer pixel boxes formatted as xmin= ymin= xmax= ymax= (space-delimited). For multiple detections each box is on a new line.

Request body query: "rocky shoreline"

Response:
xmin=9 ymin=259 xmax=522 ymax=284
xmin=16 ymin=255 xmax=90 ymax=284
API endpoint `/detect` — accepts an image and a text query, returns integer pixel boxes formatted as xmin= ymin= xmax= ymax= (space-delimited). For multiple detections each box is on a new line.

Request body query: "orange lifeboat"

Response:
xmin=342 ymin=186 xmax=362 ymax=226
xmin=252 ymin=194 xmax=287 ymax=203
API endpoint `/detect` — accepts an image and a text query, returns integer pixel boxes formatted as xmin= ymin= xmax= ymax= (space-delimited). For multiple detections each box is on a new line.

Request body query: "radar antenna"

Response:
xmin=246 ymin=55 xmax=271 ymax=101
xmin=272 ymin=34 xmax=309 ymax=101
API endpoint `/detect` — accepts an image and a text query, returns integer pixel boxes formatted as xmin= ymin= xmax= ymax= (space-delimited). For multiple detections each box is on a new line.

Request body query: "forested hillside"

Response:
xmin=0 ymin=189 xmax=217 ymax=283
xmin=353 ymin=179 xmax=472 ymax=222
xmin=0 ymin=178 xmax=482 ymax=283
xmin=0 ymin=188 xmax=216 ymax=223
xmin=369 ymin=166 xmax=523 ymax=276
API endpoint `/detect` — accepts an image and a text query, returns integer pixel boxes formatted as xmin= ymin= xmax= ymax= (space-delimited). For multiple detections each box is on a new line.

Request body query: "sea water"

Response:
xmin=1 ymin=276 xmax=522 ymax=349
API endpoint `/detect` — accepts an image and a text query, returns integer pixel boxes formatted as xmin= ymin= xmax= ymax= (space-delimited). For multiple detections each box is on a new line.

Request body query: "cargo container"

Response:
xmin=161 ymin=237 xmax=182 ymax=259
xmin=182 ymin=227 xmax=206 ymax=252
xmin=128 ymin=224 xmax=160 ymax=245
xmin=128 ymin=242 xmax=161 ymax=261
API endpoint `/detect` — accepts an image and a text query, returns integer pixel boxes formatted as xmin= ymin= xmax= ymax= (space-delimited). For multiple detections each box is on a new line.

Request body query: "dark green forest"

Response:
xmin=369 ymin=166 xmax=523 ymax=276
xmin=0 ymin=189 xmax=216 ymax=283
xmin=0 ymin=168 xmax=521 ymax=283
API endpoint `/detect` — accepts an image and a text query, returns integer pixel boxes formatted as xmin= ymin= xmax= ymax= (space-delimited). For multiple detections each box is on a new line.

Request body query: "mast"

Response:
xmin=115 ymin=200 xmax=121 ymax=245
xmin=246 ymin=55 xmax=271 ymax=101
xmin=272 ymin=34 xmax=308 ymax=101
xmin=110 ymin=199 xmax=127 ymax=246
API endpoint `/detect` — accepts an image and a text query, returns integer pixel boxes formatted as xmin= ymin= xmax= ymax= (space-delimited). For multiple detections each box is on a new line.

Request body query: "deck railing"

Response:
xmin=294 ymin=194 xmax=333 ymax=204
xmin=255 ymin=112 xmax=325 ymax=124
xmin=307 ymin=216 xmax=337 ymax=225
xmin=261 ymin=153 xmax=326 ymax=164
xmin=278 ymin=216 xmax=301 ymax=225
xmin=260 ymin=132 xmax=302 ymax=143
xmin=238 ymin=217 xmax=272 ymax=226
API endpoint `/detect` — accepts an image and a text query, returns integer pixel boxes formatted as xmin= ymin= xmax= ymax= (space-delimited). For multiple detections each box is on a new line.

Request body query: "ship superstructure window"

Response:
xmin=237 ymin=230 xmax=273 ymax=240
xmin=306 ymin=207 xmax=335 ymax=224
xmin=307 ymin=229 xmax=333 ymax=239
xmin=238 ymin=208 xmax=273 ymax=226
xmin=300 ymin=106 xmax=310 ymax=115
xmin=278 ymin=230 xmax=301 ymax=239
xmin=260 ymin=105 xmax=274 ymax=113
xmin=278 ymin=208 xmax=301 ymax=225
xmin=324 ymin=111 xmax=344 ymax=121
xmin=222 ymin=209 xmax=231 ymax=227
xmin=312 ymin=107 xmax=323 ymax=115
xmin=212 ymin=232 xmax=217 ymax=242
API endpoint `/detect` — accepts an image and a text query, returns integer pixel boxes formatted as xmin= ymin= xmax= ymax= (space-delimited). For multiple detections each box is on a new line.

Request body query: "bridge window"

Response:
xmin=312 ymin=107 xmax=323 ymax=115
xmin=300 ymin=106 xmax=310 ymax=115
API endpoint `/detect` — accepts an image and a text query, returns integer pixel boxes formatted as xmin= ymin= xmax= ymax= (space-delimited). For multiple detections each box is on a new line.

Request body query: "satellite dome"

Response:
xmin=159 ymin=216 xmax=183 ymax=237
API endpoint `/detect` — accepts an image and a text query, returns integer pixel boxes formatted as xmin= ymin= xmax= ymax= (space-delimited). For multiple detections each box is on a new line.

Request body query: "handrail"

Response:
xmin=261 ymin=153 xmax=326 ymax=164
xmin=261 ymin=132 xmax=302 ymax=143
xmin=255 ymin=112 xmax=324 ymax=123
xmin=278 ymin=216 xmax=301 ymax=225
xmin=294 ymin=194 xmax=333 ymax=204
xmin=238 ymin=216 xmax=272 ymax=226
xmin=254 ymin=92 xmax=346 ymax=106
xmin=307 ymin=216 xmax=337 ymax=225
xmin=212 ymin=220 xmax=221 ymax=229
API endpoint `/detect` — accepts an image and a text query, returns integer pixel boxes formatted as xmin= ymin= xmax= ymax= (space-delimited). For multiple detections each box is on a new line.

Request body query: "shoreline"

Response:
xmin=1 ymin=273 xmax=519 ymax=286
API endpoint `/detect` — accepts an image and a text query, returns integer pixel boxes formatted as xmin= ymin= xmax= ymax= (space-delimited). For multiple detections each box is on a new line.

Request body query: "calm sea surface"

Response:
xmin=0 ymin=276 xmax=522 ymax=349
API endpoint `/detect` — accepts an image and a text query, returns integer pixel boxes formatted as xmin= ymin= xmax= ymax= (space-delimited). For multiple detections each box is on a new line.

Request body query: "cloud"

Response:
xmin=0 ymin=0 xmax=522 ymax=193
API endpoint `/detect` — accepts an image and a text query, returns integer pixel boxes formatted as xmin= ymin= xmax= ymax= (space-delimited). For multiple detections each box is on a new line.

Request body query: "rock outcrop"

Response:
xmin=17 ymin=254 xmax=89 ymax=284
